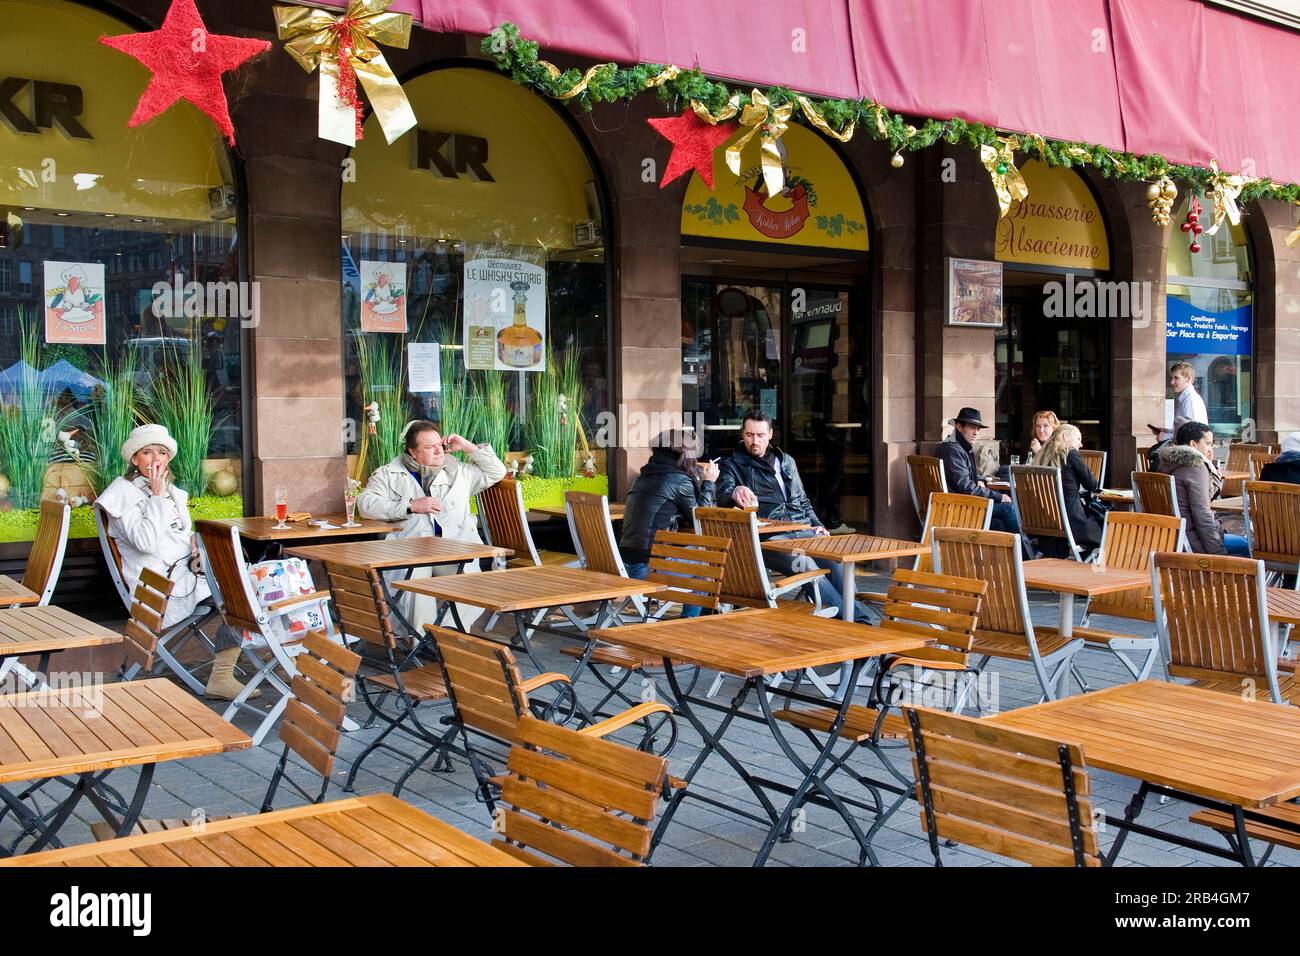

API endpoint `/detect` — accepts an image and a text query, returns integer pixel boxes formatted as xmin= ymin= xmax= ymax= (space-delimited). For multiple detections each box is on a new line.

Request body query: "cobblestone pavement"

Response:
xmin=4 ymin=572 xmax=1296 ymax=868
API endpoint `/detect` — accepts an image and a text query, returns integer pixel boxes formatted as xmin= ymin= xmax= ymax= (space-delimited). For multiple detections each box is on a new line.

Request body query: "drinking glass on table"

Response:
xmin=343 ymin=485 xmax=360 ymax=527
xmin=1010 ymin=455 xmax=1021 ymax=467
xmin=274 ymin=487 xmax=289 ymax=529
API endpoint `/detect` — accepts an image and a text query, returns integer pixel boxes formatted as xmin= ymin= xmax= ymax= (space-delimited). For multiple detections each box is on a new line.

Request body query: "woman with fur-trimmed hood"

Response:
xmin=1153 ymin=421 xmax=1248 ymax=556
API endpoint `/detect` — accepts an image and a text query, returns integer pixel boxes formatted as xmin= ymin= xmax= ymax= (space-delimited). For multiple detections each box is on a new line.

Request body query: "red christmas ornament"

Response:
xmin=646 ymin=109 xmax=737 ymax=190
xmin=100 ymin=0 xmax=270 ymax=146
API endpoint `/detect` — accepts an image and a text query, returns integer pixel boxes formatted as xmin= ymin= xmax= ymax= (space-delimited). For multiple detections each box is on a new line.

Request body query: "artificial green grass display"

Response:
xmin=0 ymin=495 xmax=245 ymax=543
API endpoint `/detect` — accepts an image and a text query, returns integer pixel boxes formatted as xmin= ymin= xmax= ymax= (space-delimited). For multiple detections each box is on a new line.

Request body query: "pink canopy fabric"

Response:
xmin=310 ymin=0 xmax=1300 ymax=183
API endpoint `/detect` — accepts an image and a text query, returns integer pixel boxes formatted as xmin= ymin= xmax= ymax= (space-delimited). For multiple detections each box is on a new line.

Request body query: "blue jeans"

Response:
xmin=626 ymin=562 xmax=702 ymax=617
xmin=991 ymin=500 xmax=1020 ymax=535
xmin=1223 ymin=534 xmax=1251 ymax=557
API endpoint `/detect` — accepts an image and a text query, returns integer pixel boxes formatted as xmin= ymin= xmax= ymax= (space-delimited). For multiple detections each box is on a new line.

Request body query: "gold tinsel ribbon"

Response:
xmin=274 ymin=0 xmax=416 ymax=147
xmin=981 ymin=136 xmax=1029 ymax=217
xmin=795 ymin=96 xmax=855 ymax=142
xmin=1204 ymin=159 xmax=1251 ymax=237
xmin=691 ymin=90 xmax=793 ymax=196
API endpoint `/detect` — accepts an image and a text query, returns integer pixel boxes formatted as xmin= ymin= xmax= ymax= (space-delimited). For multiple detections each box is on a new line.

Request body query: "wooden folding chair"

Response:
xmin=857 ymin=492 xmax=992 ymax=607
xmin=1135 ymin=446 xmax=1151 ymax=473
xmin=492 ymin=715 xmax=669 ymax=866
xmin=1069 ymin=512 xmax=1186 ymax=689
xmin=476 ymin=477 xmax=577 ymax=569
xmin=560 ymin=530 xmax=730 ymax=713
xmin=1223 ymin=442 xmax=1274 ymax=497
xmin=907 ymin=455 xmax=948 ymax=526
xmin=564 ymin=490 xmax=644 ymax=624
xmin=424 ymin=626 xmax=675 ymax=819
xmin=90 ymin=630 xmax=362 ymax=840
xmin=95 ymin=502 xmax=220 ymax=695
xmin=0 ymin=499 xmax=70 ymax=689
xmin=1151 ymin=551 xmax=1293 ymax=705
xmin=693 ymin=507 xmax=831 ymax=612
xmin=1249 ymin=452 xmax=1280 ymax=480
xmin=773 ymin=568 xmax=987 ymax=864
xmin=194 ymin=520 xmax=334 ymax=746
xmin=903 ymin=706 xmax=1103 ymax=866
xmin=317 ymin=558 xmax=455 ymax=796
xmin=1010 ymin=464 xmax=1087 ymax=561
xmin=932 ymin=528 xmax=1085 ymax=701
xmin=1079 ymin=449 xmax=1107 ymax=487
xmin=1131 ymin=470 xmax=1180 ymax=518
xmin=1243 ymin=480 xmax=1300 ymax=579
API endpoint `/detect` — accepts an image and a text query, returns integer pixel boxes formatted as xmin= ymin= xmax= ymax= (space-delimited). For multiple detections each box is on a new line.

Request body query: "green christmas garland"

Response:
xmin=481 ymin=22 xmax=1300 ymax=207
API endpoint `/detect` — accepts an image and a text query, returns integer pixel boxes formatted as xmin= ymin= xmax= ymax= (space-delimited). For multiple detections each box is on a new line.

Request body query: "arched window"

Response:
xmin=0 ymin=0 xmax=245 ymax=540
xmin=1165 ymin=193 xmax=1253 ymax=437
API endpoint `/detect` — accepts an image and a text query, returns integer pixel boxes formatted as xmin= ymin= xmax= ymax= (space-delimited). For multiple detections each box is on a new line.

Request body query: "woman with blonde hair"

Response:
xmin=1031 ymin=422 xmax=1103 ymax=555
xmin=1027 ymin=410 xmax=1060 ymax=457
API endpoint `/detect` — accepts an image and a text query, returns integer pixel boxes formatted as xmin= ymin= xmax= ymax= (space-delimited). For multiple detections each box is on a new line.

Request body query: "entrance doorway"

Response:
xmin=995 ymin=269 xmax=1112 ymax=459
xmin=681 ymin=250 xmax=869 ymax=531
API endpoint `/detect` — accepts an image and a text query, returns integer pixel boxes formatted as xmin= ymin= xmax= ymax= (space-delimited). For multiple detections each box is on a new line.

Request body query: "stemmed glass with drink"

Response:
xmin=273 ymin=487 xmax=289 ymax=530
xmin=343 ymin=480 xmax=360 ymax=528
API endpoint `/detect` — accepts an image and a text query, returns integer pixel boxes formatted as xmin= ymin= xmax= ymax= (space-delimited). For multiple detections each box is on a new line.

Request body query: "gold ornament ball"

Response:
xmin=1162 ymin=180 xmax=1177 ymax=199
xmin=209 ymin=469 xmax=238 ymax=497
xmin=890 ymin=152 xmax=904 ymax=169
xmin=1146 ymin=182 xmax=1161 ymax=202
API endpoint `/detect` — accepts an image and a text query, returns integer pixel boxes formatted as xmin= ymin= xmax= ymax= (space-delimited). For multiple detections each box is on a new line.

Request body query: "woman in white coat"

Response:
xmin=357 ymin=420 xmax=507 ymax=630
xmin=95 ymin=424 xmax=253 ymax=700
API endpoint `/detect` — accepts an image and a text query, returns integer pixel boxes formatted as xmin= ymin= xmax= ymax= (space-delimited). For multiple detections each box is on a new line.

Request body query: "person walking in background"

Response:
xmin=1154 ymin=421 xmax=1249 ymax=556
xmin=1148 ymin=361 xmax=1208 ymax=441
xmin=1032 ymin=422 xmax=1102 ymax=556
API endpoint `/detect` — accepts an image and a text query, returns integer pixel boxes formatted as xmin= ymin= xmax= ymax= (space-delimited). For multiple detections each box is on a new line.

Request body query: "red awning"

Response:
xmin=313 ymin=0 xmax=1298 ymax=184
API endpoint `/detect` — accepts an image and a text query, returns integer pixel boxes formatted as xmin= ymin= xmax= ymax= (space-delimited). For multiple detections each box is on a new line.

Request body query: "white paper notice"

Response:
xmin=408 ymin=342 xmax=441 ymax=393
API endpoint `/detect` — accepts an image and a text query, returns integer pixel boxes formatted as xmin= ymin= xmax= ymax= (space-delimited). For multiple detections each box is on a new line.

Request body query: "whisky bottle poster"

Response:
xmin=359 ymin=260 xmax=408 ymax=333
xmin=462 ymin=243 xmax=547 ymax=372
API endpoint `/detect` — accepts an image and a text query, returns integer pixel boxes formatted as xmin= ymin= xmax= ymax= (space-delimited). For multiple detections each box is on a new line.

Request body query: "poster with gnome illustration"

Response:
xmin=359 ymin=260 xmax=407 ymax=333
xmin=44 ymin=261 xmax=106 ymax=345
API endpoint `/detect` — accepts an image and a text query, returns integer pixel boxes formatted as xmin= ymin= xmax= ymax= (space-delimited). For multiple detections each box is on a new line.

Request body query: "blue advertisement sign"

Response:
xmin=1165 ymin=296 xmax=1251 ymax=355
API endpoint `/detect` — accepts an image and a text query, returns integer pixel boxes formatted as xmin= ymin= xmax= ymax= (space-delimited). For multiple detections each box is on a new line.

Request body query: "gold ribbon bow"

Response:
xmin=274 ymin=0 xmax=416 ymax=147
xmin=795 ymin=96 xmax=855 ymax=143
xmin=1204 ymin=159 xmax=1250 ymax=237
xmin=693 ymin=90 xmax=793 ymax=197
xmin=981 ymin=137 xmax=1029 ymax=218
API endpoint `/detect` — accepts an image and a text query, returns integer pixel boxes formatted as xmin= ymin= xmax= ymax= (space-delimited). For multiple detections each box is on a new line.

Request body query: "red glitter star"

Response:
xmin=100 ymin=0 xmax=270 ymax=146
xmin=647 ymin=109 xmax=737 ymax=189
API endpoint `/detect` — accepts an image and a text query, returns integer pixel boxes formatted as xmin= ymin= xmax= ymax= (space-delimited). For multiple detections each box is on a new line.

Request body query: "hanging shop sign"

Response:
xmin=413 ymin=129 xmax=494 ymax=181
xmin=359 ymin=259 xmax=407 ymax=333
xmin=44 ymin=260 xmax=105 ymax=344
xmin=681 ymin=122 xmax=868 ymax=252
xmin=995 ymin=159 xmax=1109 ymax=271
xmin=462 ymin=243 xmax=546 ymax=371
xmin=1165 ymin=296 xmax=1252 ymax=356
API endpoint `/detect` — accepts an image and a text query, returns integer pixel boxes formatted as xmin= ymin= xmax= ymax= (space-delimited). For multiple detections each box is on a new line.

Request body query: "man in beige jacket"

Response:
xmin=358 ymin=420 xmax=507 ymax=629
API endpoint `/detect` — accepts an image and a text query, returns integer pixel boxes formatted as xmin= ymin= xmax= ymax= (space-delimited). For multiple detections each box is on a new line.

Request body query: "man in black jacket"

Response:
xmin=934 ymin=407 xmax=1021 ymax=535
xmin=718 ymin=411 xmax=868 ymax=619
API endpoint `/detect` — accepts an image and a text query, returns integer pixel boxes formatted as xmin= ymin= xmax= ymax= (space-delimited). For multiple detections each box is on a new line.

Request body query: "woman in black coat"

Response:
xmin=1031 ymin=423 xmax=1102 ymax=555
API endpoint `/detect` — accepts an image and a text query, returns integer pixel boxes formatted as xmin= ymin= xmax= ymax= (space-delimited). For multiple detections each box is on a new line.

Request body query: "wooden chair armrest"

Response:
xmin=267 ymin=590 xmax=331 ymax=613
xmin=519 ymin=672 xmax=572 ymax=693
xmin=577 ymin=702 xmax=673 ymax=738
xmin=770 ymin=568 xmax=829 ymax=597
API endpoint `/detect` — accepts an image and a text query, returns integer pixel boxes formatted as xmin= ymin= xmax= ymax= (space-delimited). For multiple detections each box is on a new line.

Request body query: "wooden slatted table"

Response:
xmin=592 ymin=607 xmax=931 ymax=866
xmin=0 ymin=577 xmax=40 ymax=608
xmin=1212 ymin=496 xmax=1245 ymax=514
xmin=1266 ymin=586 xmax=1300 ymax=627
xmin=0 ymin=793 xmax=523 ymax=867
xmin=530 ymin=503 xmax=626 ymax=521
xmin=987 ymin=680 xmax=1300 ymax=865
xmin=208 ymin=515 xmax=402 ymax=542
xmin=395 ymin=566 xmax=666 ymax=684
xmin=0 ymin=678 xmax=249 ymax=855
xmin=0 ymin=606 xmax=123 ymax=685
xmin=1019 ymin=558 xmax=1151 ymax=637
xmin=285 ymin=536 xmax=511 ymax=571
xmin=761 ymin=533 xmax=928 ymax=622
xmin=1099 ymin=488 xmax=1135 ymax=507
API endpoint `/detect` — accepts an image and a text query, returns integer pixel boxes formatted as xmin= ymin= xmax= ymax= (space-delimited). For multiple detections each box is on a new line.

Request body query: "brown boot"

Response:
xmin=204 ymin=646 xmax=260 ymax=701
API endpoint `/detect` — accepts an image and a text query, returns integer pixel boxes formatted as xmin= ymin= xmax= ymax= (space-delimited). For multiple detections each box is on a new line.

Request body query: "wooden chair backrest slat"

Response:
xmin=1135 ymin=447 xmax=1152 ymax=473
xmin=122 ymin=566 xmax=175 ymax=673
xmin=1226 ymin=443 xmax=1274 ymax=474
xmin=907 ymin=455 xmax=947 ymax=525
xmin=424 ymin=626 xmax=529 ymax=742
xmin=1087 ymin=513 xmax=1184 ymax=621
xmin=1152 ymin=552 xmax=1276 ymax=692
xmin=1244 ymin=481 xmax=1300 ymax=567
xmin=321 ymin=562 xmax=397 ymax=649
xmin=1131 ymin=471 xmax=1180 ymax=519
xmin=645 ymin=530 xmax=730 ymax=611
xmin=881 ymin=568 xmax=987 ymax=658
xmin=904 ymin=707 xmax=1099 ymax=866
xmin=1249 ymin=452 xmax=1280 ymax=480
xmin=565 ymin=491 xmax=624 ymax=577
xmin=194 ymin=520 xmax=263 ymax=631
xmin=1079 ymin=450 xmax=1106 ymax=487
xmin=476 ymin=478 xmax=540 ymax=566
xmin=496 ymin=716 xmax=666 ymax=866
xmin=22 ymin=500 xmax=70 ymax=603
xmin=692 ymin=507 xmax=773 ymax=607
xmin=279 ymin=631 xmax=362 ymax=779
xmin=1010 ymin=465 xmax=1069 ymax=540
xmin=916 ymin=493 xmax=993 ymax=574
xmin=93 ymin=502 xmax=132 ymax=610
xmin=931 ymin=528 xmax=1030 ymax=638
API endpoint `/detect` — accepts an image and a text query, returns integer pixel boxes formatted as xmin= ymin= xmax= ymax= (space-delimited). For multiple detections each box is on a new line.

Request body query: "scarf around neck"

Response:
xmin=401 ymin=452 xmax=458 ymax=495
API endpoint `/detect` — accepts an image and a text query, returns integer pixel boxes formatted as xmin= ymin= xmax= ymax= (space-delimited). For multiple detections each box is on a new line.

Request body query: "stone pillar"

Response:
xmin=1251 ymin=199 xmax=1300 ymax=443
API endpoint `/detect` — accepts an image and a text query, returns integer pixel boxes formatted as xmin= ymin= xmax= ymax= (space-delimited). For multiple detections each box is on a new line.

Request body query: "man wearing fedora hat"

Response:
xmin=935 ymin=407 xmax=1021 ymax=535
